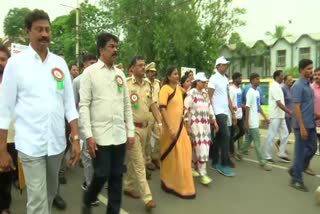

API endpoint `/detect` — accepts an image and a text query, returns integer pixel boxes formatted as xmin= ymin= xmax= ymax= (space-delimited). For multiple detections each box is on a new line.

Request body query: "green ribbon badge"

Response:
xmin=130 ymin=93 xmax=139 ymax=109
xmin=51 ymin=68 xmax=65 ymax=90
xmin=115 ymin=75 xmax=124 ymax=92
xmin=202 ymin=92 xmax=208 ymax=102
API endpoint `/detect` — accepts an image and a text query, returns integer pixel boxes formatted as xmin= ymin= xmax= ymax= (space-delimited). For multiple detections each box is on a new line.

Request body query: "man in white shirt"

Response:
xmin=0 ymin=9 xmax=80 ymax=214
xmin=208 ymin=56 xmax=237 ymax=177
xmin=239 ymin=73 xmax=271 ymax=171
xmin=264 ymin=70 xmax=292 ymax=163
xmin=229 ymin=72 xmax=244 ymax=160
xmin=80 ymin=33 xmax=135 ymax=214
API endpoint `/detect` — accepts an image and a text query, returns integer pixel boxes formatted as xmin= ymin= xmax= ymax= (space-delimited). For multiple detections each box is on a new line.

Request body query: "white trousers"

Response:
xmin=264 ymin=118 xmax=289 ymax=159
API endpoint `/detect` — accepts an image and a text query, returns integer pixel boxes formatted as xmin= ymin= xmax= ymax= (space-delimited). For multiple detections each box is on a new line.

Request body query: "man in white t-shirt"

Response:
xmin=229 ymin=72 xmax=244 ymax=160
xmin=208 ymin=56 xmax=237 ymax=177
xmin=239 ymin=73 xmax=271 ymax=171
xmin=264 ymin=70 xmax=292 ymax=163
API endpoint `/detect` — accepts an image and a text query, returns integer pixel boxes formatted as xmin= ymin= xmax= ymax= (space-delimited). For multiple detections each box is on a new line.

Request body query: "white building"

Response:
xmin=220 ymin=33 xmax=320 ymax=78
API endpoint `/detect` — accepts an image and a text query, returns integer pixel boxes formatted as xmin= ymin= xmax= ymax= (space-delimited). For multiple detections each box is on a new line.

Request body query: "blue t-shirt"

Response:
xmin=291 ymin=77 xmax=315 ymax=129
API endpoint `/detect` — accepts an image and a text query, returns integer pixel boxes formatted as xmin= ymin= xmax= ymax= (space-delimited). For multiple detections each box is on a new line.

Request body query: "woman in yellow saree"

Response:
xmin=159 ymin=66 xmax=195 ymax=199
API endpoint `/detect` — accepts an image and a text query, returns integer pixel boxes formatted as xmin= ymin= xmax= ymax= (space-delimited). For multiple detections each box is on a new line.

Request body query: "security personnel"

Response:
xmin=124 ymin=56 xmax=162 ymax=210
xmin=145 ymin=62 xmax=161 ymax=170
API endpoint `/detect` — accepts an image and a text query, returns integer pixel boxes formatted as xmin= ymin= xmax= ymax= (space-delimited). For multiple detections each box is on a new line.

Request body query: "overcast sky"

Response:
xmin=1 ymin=0 xmax=319 ymax=42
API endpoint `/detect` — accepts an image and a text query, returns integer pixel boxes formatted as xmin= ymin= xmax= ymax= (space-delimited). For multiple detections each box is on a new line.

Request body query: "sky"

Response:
xmin=0 ymin=0 xmax=320 ymax=42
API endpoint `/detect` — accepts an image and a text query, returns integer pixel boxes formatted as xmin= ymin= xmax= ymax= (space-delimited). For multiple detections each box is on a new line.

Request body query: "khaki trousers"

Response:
xmin=124 ymin=127 xmax=152 ymax=203
xmin=146 ymin=117 xmax=160 ymax=163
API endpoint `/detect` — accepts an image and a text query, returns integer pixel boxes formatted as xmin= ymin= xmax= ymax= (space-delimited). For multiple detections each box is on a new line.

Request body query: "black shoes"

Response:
xmin=289 ymin=181 xmax=309 ymax=192
xmin=53 ymin=195 xmax=66 ymax=210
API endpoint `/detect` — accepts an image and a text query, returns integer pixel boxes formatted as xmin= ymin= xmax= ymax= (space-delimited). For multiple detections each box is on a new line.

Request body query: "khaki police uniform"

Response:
xmin=145 ymin=78 xmax=161 ymax=164
xmin=124 ymin=76 xmax=157 ymax=203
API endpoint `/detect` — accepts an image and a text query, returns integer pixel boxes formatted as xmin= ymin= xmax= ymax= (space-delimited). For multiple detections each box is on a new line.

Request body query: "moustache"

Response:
xmin=39 ymin=37 xmax=50 ymax=43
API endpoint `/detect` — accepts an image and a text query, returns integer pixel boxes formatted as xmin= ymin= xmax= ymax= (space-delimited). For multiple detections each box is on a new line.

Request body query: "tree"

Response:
xmin=3 ymin=8 xmax=31 ymax=44
xmin=265 ymin=25 xmax=292 ymax=39
xmin=50 ymin=0 xmax=114 ymax=65
xmin=100 ymin=0 xmax=245 ymax=77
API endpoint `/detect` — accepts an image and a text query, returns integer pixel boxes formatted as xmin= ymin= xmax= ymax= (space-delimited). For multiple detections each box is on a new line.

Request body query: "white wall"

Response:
xmin=270 ymin=39 xmax=292 ymax=72
xmin=292 ymin=36 xmax=317 ymax=67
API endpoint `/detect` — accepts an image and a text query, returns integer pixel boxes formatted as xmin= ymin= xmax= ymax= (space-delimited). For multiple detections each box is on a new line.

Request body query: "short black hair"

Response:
xmin=283 ymin=75 xmax=292 ymax=82
xmin=232 ymin=72 xmax=242 ymax=82
xmin=129 ymin=56 xmax=144 ymax=69
xmin=298 ymin=59 xmax=313 ymax=72
xmin=82 ymin=53 xmax=96 ymax=63
xmin=273 ymin=70 xmax=283 ymax=80
xmin=249 ymin=72 xmax=260 ymax=82
xmin=24 ymin=9 xmax=50 ymax=30
xmin=96 ymin=32 xmax=119 ymax=57
xmin=69 ymin=63 xmax=77 ymax=70
xmin=180 ymin=73 xmax=189 ymax=86
xmin=0 ymin=45 xmax=10 ymax=58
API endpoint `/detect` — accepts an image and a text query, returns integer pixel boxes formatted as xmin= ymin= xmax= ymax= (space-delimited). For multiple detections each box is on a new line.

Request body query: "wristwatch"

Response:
xmin=72 ymin=135 xmax=80 ymax=141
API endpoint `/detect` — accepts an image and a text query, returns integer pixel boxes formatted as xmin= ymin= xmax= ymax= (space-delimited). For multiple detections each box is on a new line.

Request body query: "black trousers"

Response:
xmin=211 ymin=114 xmax=230 ymax=166
xmin=0 ymin=143 xmax=18 ymax=212
xmin=84 ymin=143 xmax=126 ymax=214
xmin=230 ymin=118 xmax=245 ymax=154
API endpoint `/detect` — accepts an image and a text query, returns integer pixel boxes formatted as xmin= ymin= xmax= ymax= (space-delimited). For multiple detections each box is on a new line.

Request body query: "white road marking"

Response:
xmin=242 ymin=157 xmax=320 ymax=178
xmin=97 ymin=194 xmax=129 ymax=214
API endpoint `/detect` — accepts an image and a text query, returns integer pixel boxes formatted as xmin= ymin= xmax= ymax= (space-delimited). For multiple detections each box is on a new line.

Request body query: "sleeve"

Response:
xmin=184 ymin=91 xmax=193 ymax=115
xmin=208 ymin=76 xmax=216 ymax=89
xmin=291 ymin=83 xmax=303 ymax=103
xmin=246 ymin=89 xmax=253 ymax=108
xmin=62 ymin=62 xmax=79 ymax=122
xmin=123 ymin=74 xmax=134 ymax=138
xmin=73 ymin=77 xmax=80 ymax=106
xmin=159 ymin=85 xmax=169 ymax=108
xmin=270 ymin=84 xmax=281 ymax=101
xmin=208 ymin=101 xmax=215 ymax=119
xmin=79 ymin=70 xmax=93 ymax=139
xmin=0 ymin=59 xmax=18 ymax=129
xmin=229 ymin=86 xmax=236 ymax=106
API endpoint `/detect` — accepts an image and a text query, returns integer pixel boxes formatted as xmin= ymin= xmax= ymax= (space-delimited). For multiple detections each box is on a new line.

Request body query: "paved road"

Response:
xmin=11 ymin=132 xmax=320 ymax=214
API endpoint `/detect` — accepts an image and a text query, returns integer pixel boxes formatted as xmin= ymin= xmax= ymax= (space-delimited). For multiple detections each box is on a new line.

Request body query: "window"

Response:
xmin=299 ymin=47 xmax=310 ymax=60
xmin=276 ymin=50 xmax=286 ymax=67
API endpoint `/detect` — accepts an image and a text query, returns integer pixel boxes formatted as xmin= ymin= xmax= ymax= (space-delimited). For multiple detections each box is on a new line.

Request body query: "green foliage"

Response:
xmin=50 ymin=0 xmax=114 ymax=64
xmin=100 ymin=0 xmax=245 ymax=77
xmin=284 ymin=66 xmax=299 ymax=78
xmin=265 ymin=25 xmax=292 ymax=39
xmin=3 ymin=7 xmax=31 ymax=44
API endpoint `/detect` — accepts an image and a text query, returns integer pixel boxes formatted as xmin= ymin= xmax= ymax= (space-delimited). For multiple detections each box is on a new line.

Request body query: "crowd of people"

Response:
xmin=0 ymin=8 xmax=320 ymax=214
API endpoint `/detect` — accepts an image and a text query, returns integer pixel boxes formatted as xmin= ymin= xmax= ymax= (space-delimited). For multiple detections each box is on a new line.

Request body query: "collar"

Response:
xmin=273 ymin=80 xmax=280 ymax=86
xmin=28 ymin=45 xmax=50 ymax=61
xmin=216 ymin=71 xmax=226 ymax=78
xmin=97 ymin=59 xmax=115 ymax=69
xmin=299 ymin=77 xmax=310 ymax=85
xmin=131 ymin=75 xmax=146 ymax=85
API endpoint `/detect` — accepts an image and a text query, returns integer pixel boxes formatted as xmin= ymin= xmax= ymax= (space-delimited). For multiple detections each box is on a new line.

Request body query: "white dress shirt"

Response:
xmin=0 ymin=46 xmax=78 ymax=157
xmin=208 ymin=72 xmax=229 ymax=115
xmin=79 ymin=59 xmax=134 ymax=146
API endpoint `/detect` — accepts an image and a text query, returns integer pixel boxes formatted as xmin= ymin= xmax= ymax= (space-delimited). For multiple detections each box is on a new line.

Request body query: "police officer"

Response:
xmin=145 ymin=62 xmax=161 ymax=170
xmin=124 ymin=56 xmax=162 ymax=210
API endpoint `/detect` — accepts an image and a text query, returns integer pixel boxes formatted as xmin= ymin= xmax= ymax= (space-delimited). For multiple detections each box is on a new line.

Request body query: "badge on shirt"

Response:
xmin=115 ymin=75 xmax=124 ymax=92
xmin=51 ymin=68 xmax=64 ymax=90
xmin=202 ymin=92 xmax=208 ymax=102
xmin=130 ymin=93 xmax=139 ymax=108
